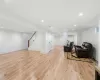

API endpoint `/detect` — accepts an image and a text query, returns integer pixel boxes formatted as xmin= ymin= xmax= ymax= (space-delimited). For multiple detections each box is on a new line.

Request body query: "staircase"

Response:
xmin=28 ymin=31 xmax=36 ymax=47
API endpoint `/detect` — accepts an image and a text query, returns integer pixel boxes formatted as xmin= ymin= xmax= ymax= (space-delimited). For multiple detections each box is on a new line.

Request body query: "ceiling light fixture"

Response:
xmin=41 ymin=20 xmax=44 ymax=23
xmin=74 ymin=25 xmax=76 ymax=27
xmin=79 ymin=12 xmax=83 ymax=16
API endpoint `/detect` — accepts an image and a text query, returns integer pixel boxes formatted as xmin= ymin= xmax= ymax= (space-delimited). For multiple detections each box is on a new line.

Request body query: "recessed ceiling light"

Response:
xmin=79 ymin=12 xmax=83 ymax=16
xmin=41 ymin=20 xmax=44 ymax=23
xmin=74 ymin=25 xmax=76 ymax=27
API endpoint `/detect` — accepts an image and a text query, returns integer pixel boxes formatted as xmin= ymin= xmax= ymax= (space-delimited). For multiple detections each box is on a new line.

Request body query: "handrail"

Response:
xmin=29 ymin=31 xmax=36 ymax=41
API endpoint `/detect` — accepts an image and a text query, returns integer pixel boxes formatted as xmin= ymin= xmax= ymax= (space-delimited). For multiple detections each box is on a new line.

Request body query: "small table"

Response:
xmin=95 ymin=66 xmax=100 ymax=80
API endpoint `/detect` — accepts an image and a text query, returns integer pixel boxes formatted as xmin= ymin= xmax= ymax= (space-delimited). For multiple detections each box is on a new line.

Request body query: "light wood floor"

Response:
xmin=0 ymin=46 xmax=94 ymax=80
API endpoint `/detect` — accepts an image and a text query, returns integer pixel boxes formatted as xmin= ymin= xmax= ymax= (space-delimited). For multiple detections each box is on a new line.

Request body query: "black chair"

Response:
xmin=64 ymin=42 xmax=74 ymax=52
xmin=74 ymin=42 xmax=92 ymax=58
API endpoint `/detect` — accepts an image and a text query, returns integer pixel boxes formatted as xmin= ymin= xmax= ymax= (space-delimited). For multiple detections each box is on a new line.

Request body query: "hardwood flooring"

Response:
xmin=0 ymin=46 xmax=94 ymax=80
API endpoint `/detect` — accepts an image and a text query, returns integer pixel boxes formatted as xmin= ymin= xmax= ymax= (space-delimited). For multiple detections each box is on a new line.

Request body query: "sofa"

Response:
xmin=74 ymin=42 xmax=92 ymax=58
xmin=64 ymin=42 xmax=74 ymax=52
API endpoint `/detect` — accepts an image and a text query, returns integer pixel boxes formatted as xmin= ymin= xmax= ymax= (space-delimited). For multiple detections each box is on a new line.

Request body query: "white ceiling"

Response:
xmin=0 ymin=0 xmax=100 ymax=33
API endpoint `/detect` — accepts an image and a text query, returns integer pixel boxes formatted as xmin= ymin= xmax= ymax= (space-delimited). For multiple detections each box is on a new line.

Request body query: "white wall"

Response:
xmin=0 ymin=29 xmax=30 ymax=53
xmin=77 ymin=31 xmax=82 ymax=45
xmin=67 ymin=32 xmax=77 ymax=45
xmin=45 ymin=32 xmax=55 ymax=53
xmin=54 ymin=35 xmax=60 ymax=45
xmin=79 ymin=27 xmax=99 ymax=61
xmin=54 ymin=32 xmax=68 ymax=46
xmin=28 ymin=32 xmax=46 ymax=53
xmin=28 ymin=31 xmax=77 ymax=53
xmin=54 ymin=32 xmax=77 ymax=46
xmin=28 ymin=32 xmax=56 ymax=54
xmin=60 ymin=32 xmax=68 ymax=46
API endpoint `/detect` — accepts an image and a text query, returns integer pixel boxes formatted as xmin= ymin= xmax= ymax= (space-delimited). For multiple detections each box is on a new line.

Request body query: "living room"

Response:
xmin=0 ymin=0 xmax=100 ymax=80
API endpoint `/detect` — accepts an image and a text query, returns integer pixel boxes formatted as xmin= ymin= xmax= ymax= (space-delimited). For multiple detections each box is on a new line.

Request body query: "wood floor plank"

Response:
xmin=0 ymin=46 xmax=94 ymax=80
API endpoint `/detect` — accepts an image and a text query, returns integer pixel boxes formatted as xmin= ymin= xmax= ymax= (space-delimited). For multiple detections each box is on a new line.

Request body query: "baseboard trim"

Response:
xmin=0 ymin=49 xmax=28 ymax=55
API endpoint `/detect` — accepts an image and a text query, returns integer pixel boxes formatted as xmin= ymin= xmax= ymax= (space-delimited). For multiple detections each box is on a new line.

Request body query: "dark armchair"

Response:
xmin=75 ymin=42 xmax=92 ymax=58
xmin=64 ymin=42 xmax=74 ymax=52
